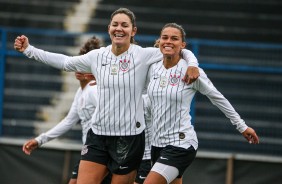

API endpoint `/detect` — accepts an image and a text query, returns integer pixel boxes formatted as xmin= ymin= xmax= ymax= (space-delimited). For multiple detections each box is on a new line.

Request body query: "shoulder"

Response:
xmin=130 ymin=44 xmax=142 ymax=50
xmin=181 ymin=49 xmax=196 ymax=57
xmin=149 ymin=60 xmax=162 ymax=69
xmin=130 ymin=44 xmax=159 ymax=53
xmin=182 ymin=49 xmax=193 ymax=54
xmin=178 ymin=59 xmax=189 ymax=68
xmin=87 ymin=46 xmax=108 ymax=55
xmin=128 ymin=44 xmax=142 ymax=53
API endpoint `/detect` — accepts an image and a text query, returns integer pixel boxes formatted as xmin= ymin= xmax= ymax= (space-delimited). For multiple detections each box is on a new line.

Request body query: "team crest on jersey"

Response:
xmin=81 ymin=145 xmax=88 ymax=155
xmin=119 ymin=59 xmax=130 ymax=72
xmin=169 ymin=74 xmax=181 ymax=86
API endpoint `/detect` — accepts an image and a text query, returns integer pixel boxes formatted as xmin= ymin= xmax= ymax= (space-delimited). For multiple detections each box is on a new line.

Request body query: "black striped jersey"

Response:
xmin=147 ymin=59 xmax=248 ymax=149
xmin=24 ymin=44 xmax=198 ymax=136
xmin=36 ymin=82 xmax=97 ymax=146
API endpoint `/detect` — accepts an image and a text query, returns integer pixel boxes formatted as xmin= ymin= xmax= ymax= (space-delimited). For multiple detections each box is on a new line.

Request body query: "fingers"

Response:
xmin=75 ymin=73 xmax=95 ymax=82
xmin=75 ymin=72 xmax=84 ymax=78
xmin=183 ymin=66 xmax=200 ymax=84
xmin=182 ymin=73 xmax=199 ymax=84
xmin=22 ymin=139 xmax=38 ymax=155
xmin=182 ymin=74 xmax=190 ymax=83
xmin=14 ymin=38 xmax=22 ymax=51
xmin=248 ymin=132 xmax=259 ymax=144
xmin=188 ymin=74 xmax=199 ymax=84
xmin=242 ymin=127 xmax=259 ymax=144
xmin=84 ymin=73 xmax=95 ymax=80
xmin=14 ymin=35 xmax=28 ymax=52
xmin=22 ymin=142 xmax=32 ymax=155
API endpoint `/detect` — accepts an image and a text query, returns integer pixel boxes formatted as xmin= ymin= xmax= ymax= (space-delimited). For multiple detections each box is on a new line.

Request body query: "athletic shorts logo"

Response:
xmin=119 ymin=59 xmax=130 ymax=72
xmin=139 ymin=175 xmax=146 ymax=179
xmin=169 ymin=74 xmax=181 ymax=86
xmin=81 ymin=145 xmax=88 ymax=155
xmin=119 ymin=166 xmax=128 ymax=169
xmin=160 ymin=156 xmax=169 ymax=160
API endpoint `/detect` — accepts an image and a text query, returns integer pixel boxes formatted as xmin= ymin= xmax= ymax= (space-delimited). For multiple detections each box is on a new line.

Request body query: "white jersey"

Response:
xmin=35 ymin=82 xmax=97 ymax=145
xmin=142 ymin=94 xmax=152 ymax=160
xmin=24 ymin=44 xmax=198 ymax=136
xmin=147 ymin=59 xmax=248 ymax=149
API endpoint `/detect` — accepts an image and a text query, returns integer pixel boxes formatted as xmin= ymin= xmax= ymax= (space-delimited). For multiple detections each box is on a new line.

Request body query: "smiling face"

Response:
xmin=159 ymin=27 xmax=186 ymax=58
xmin=108 ymin=13 xmax=137 ymax=48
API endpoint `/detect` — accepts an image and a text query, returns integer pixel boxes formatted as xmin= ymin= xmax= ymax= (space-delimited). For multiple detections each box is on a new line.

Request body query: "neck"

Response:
xmin=163 ymin=55 xmax=181 ymax=69
xmin=111 ymin=44 xmax=130 ymax=56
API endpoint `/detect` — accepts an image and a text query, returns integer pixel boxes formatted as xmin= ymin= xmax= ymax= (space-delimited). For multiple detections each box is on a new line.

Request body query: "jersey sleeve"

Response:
xmin=193 ymin=69 xmax=248 ymax=133
xmin=23 ymin=45 xmax=96 ymax=73
xmin=181 ymin=49 xmax=199 ymax=67
xmin=142 ymin=47 xmax=163 ymax=66
xmin=192 ymin=69 xmax=215 ymax=95
xmin=35 ymin=88 xmax=81 ymax=146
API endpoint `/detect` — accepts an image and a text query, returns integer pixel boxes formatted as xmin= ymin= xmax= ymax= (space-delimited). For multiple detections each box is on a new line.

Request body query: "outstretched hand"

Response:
xmin=14 ymin=35 xmax=29 ymax=52
xmin=183 ymin=66 xmax=200 ymax=84
xmin=242 ymin=127 xmax=259 ymax=144
xmin=22 ymin=139 xmax=39 ymax=155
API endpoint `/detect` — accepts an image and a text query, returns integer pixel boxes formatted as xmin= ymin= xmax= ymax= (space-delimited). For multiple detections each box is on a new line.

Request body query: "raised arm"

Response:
xmin=14 ymin=35 xmax=92 ymax=73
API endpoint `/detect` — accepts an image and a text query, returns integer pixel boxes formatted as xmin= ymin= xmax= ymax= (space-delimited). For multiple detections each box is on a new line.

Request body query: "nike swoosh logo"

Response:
xmin=139 ymin=175 xmax=146 ymax=179
xmin=160 ymin=156 xmax=168 ymax=160
xmin=152 ymin=75 xmax=160 ymax=80
xmin=102 ymin=63 xmax=110 ymax=66
xmin=119 ymin=166 xmax=128 ymax=169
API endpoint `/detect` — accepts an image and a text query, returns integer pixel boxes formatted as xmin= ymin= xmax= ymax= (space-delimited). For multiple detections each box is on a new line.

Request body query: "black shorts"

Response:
xmin=135 ymin=159 xmax=151 ymax=184
xmin=81 ymin=129 xmax=145 ymax=175
xmin=71 ymin=162 xmax=79 ymax=179
xmin=151 ymin=145 xmax=197 ymax=177
xmin=71 ymin=160 xmax=112 ymax=184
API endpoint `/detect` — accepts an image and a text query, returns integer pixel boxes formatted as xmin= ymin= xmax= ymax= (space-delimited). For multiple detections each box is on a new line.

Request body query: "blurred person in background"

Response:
xmin=22 ymin=36 xmax=112 ymax=184
xmin=14 ymin=7 xmax=200 ymax=184
xmin=134 ymin=94 xmax=152 ymax=184
xmin=144 ymin=23 xmax=259 ymax=184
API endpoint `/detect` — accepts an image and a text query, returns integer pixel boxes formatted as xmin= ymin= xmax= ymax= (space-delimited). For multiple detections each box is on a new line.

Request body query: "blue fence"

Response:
xmin=1 ymin=27 xmax=282 ymax=138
